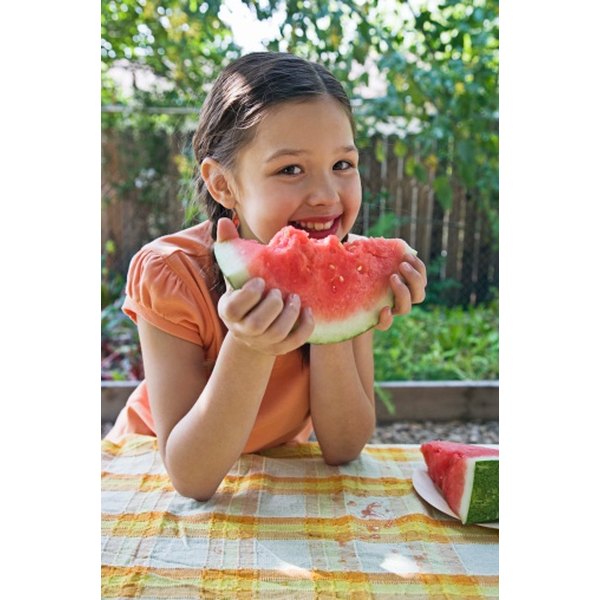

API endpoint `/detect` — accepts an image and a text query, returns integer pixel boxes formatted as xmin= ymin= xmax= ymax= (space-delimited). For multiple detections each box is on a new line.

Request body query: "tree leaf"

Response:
xmin=375 ymin=138 xmax=385 ymax=163
xmin=394 ymin=139 xmax=408 ymax=158
xmin=414 ymin=162 xmax=428 ymax=183
xmin=433 ymin=175 xmax=453 ymax=210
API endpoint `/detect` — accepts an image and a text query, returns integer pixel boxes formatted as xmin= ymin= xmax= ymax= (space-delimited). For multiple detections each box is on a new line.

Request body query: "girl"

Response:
xmin=106 ymin=52 xmax=427 ymax=501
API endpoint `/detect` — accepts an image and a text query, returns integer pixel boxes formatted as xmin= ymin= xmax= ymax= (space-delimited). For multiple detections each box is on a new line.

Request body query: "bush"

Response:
xmin=373 ymin=297 xmax=499 ymax=382
xmin=101 ymin=295 xmax=144 ymax=381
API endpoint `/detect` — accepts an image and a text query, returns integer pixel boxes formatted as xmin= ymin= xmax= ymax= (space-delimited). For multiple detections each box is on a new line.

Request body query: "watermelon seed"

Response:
xmin=339 ymin=275 xmax=344 ymax=282
xmin=329 ymin=264 xmax=336 ymax=269
xmin=357 ymin=265 xmax=363 ymax=272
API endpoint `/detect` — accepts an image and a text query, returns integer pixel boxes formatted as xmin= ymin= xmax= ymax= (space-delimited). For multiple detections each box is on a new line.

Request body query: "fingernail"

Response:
xmin=401 ymin=262 xmax=413 ymax=273
xmin=251 ymin=278 xmax=265 ymax=291
xmin=288 ymin=293 xmax=299 ymax=305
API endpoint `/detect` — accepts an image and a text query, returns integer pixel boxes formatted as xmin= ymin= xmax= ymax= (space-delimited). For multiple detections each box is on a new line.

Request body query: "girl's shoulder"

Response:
xmin=127 ymin=220 xmax=217 ymax=291
xmin=143 ymin=220 xmax=214 ymax=261
xmin=123 ymin=220 xmax=220 ymax=344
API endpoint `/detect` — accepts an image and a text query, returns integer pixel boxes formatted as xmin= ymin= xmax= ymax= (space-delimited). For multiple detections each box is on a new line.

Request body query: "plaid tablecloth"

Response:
xmin=101 ymin=435 xmax=499 ymax=599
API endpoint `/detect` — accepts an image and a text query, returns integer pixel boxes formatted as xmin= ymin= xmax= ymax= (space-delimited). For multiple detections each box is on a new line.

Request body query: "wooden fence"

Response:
xmin=102 ymin=130 xmax=498 ymax=306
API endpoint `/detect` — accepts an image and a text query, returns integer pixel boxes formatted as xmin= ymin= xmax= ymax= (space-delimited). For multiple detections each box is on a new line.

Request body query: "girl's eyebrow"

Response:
xmin=266 ymin=145 xmax=358 ymax=163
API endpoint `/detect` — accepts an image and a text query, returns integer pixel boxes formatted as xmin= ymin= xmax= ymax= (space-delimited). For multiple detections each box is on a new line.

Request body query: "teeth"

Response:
xmin=298 ymin=220 xmax=334 ymax=231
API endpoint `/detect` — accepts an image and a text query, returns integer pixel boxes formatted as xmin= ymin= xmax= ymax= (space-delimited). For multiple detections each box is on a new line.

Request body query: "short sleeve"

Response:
xmin=122 ymin=247 xmax=215 ymax=346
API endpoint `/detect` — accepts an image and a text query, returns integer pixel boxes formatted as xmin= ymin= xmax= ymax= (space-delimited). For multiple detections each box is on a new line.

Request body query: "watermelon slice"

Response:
xmin=213 ymin=225 xmax=416 ymax=344
xmin=420 ymin=441 xmax=499 ymax=525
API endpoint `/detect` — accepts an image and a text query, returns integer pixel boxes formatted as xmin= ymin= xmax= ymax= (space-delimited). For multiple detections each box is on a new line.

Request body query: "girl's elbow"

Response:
xmin=171 ymin=476 xmax=220 ymax=502
xmin=323 ymin=455 xmax=354 ymax=467
xmin=322 ymin=447 xmax=363 ymax=466
xmin=320 ymin=428 xmax=373 ymax=466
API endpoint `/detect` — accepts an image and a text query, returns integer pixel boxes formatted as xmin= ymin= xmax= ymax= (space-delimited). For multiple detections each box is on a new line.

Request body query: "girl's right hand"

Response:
xmin=218 ymin=278 xmax=314 ymax=355
xmin=216 ymin=217 xmax=314 ymax=355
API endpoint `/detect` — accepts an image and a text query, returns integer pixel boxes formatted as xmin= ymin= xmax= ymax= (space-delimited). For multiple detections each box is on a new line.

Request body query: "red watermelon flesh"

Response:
xmin=213 ymin=225 xmax=416 ymax=344
xmin=421 ymin=441 xmax=499 ymax=525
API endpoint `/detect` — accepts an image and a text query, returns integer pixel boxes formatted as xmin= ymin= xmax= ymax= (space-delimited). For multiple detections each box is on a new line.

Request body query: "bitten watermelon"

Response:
xmin=213 ymin=225 xmax=416 ymax=344
xmin=421 ymin=441 xmax=499 ymax=525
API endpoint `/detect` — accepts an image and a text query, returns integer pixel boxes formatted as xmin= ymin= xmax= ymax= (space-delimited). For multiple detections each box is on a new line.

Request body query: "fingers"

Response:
xmin=272 ymin=304 xmax=315 ymax=348
xmin=240 ymin=288 xmax=287 ymax=337
xmin=260 ymin=293 xmax=303 ymax=341
xmin=247 ymin=294 xmax=314 ymax=345
xmin=398 ymin=265 xmax=426 ymax=304
xmin=390 ymin=274 xmax=414 ymax=315
xmin=395 ymin=257 xmax=427 ymax=306
xmin=219 ymin=278 xmax=266 ymax=323
xmin=388 ymin=255 xmax=427 ymax=317
xmin=216 ymin=217 xmax=240 ymax=242
xmin=374 ymin=306 xmax=393 ymax=331
xmin=402 ymin=254 xmax=428 ymax=287
xmin=218 ymin=278 xmax=315 ymax=352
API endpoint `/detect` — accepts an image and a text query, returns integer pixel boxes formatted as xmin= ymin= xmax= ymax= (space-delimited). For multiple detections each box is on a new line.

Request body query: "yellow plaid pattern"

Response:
xmin=102 ymin=435 xmax=499 ymax=599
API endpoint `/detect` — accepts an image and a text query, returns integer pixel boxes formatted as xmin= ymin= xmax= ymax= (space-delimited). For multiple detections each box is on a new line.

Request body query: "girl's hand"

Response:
xmin=218 ymin=279 xmax=315 ymax=355
xmin=375 ymin=254 xmax=428 ymax=331
xmin=216 ymin=218 xmax=315 ymax=355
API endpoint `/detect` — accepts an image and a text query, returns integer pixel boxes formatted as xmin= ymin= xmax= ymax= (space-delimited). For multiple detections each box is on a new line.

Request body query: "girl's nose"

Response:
xmin=305 ymin=173 xmax=338 ymax=206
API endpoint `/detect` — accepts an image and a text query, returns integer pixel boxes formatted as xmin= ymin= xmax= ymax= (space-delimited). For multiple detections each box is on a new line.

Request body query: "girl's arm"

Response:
xmin=138 ymin=319 xmax=276 ymax=500
xmin=310 ymin=252 xmax=428 ymax=464
xmin=139 ymin=277 xmax=314 ymax=501
xmin=309 ymin=331 xmax=376 ymax=465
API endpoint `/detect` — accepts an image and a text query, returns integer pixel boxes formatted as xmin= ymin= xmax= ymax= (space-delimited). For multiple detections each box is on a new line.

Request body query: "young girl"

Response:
xmin=106 ymin=52 xmax=427 ymax=500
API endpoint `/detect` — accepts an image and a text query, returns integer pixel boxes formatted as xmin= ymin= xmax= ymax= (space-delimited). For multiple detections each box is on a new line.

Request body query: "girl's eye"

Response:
xmin=279 ymin=165 xmax=302 ymax=175
xmin=333 ymin=160 xmax=354 ymax=171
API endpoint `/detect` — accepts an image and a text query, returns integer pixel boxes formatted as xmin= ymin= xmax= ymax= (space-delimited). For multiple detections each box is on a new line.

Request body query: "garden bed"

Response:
xmin=102 ymin=379 xmax=499 ymax=423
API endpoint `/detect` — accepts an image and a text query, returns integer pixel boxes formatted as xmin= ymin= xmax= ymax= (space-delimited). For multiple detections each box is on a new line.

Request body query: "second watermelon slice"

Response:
xmin=421 ymin=440 xmax=499 ymax=525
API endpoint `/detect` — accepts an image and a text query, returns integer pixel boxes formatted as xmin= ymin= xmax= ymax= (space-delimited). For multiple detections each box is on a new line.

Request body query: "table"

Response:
xmin=101 ymin=435 xmax=499 ymax=599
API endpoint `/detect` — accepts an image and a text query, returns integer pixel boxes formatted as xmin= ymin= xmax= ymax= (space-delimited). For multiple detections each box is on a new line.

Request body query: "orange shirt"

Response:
xmin=105 ymin=220 xmax=313 ymax=452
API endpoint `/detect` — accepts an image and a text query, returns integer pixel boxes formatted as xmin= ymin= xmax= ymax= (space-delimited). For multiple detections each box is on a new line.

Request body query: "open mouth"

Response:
xmin=289 ymin=215 xmax=342 ymax=239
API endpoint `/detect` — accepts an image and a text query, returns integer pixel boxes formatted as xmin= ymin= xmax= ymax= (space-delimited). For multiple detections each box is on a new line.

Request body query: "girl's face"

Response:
xmin=230 ymin=97 xmax=361 ymax=243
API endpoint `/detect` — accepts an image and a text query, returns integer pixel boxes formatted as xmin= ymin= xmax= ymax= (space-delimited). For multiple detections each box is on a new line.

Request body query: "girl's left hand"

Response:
xmin=375 ymin=254 xmax=428 ymax=331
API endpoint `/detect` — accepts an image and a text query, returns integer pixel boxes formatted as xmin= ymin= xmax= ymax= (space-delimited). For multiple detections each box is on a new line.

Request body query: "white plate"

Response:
xmin=412 ymin=467 xmax=499 ymax=530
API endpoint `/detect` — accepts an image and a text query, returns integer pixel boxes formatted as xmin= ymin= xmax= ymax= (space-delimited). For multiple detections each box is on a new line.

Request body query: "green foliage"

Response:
xmin=101 ymin=0 xmax=238 ymax=108
xmin=417 ymin=257 xmax=464 ymax=307
xmin=101 ymin=295 xmax=145 ymax=381
xmin=101 ymin=0 xmax=227 ymax=239
xmin=373 ymin=297 xmax=499 ymax=382
xmin=102 ymin=240 xmax=125 ymax=309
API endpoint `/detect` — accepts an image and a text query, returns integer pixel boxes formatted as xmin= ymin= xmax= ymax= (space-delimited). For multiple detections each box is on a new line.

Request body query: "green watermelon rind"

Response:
xmin=214 ymin=241 xmax=252 ymax=289
xmin=459 ymin=457 xmax=499 ymax=525
xmin=306 ymin=289 xmax=394 ymax=344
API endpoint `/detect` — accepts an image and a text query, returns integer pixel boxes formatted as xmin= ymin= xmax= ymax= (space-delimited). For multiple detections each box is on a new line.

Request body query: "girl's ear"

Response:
xmin=200 ymin=157 xmax=237 ymax=209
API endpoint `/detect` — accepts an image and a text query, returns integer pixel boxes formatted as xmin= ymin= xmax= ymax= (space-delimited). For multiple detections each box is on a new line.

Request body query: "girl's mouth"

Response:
xmin=289 ymin=215 xmax=342 ymax=239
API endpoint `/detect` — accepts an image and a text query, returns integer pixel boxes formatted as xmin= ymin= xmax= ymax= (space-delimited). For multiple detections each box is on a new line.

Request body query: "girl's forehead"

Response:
xmin=255 ymin=96 xmax=354 ymax=140
xmin=265 ymin=95 xmax=349 ymax=120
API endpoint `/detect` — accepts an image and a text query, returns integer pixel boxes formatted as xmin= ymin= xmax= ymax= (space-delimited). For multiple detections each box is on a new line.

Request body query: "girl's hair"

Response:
xmin=192 ymin=52 xmax=355 ymax=241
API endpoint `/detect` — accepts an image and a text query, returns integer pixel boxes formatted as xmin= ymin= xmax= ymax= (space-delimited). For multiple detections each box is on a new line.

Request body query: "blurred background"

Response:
xmin=101 ymin=0 xmax=499 ymax=401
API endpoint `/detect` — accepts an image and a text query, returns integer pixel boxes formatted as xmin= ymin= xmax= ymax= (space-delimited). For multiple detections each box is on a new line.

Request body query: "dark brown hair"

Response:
xmin=192 ymin=52 xmax=355 ymax=242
